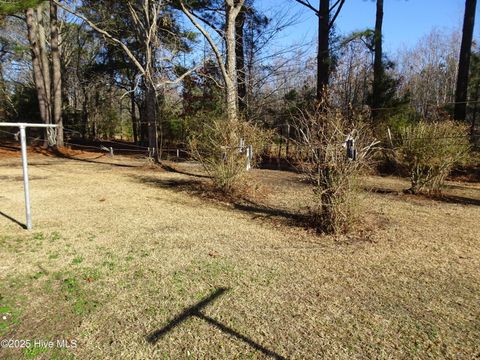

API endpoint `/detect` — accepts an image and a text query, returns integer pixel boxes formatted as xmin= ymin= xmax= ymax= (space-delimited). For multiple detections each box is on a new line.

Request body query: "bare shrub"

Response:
xmin=392 ymin=120 xmax=470 ymax=194
xmin=294 ymin=106 xmax=378 ymax=234
xmin=189 ymin=118 xmax=272 ymax=196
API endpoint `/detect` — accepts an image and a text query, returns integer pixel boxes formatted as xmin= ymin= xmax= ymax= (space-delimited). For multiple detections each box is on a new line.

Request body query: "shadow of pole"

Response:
xmin=146 ymin=288 xmax=229 ymax=344
xmin=195 ymin=312 xmax=286 ymax=360
xmin=146 ymin=287 xmax=286 ymax=360
xmin=0 ymin=210 xmax=26 ymax=229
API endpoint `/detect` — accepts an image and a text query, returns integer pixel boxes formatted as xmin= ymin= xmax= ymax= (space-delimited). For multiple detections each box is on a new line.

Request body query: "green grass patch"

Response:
xmin=71 ymin=256 xmax=84 ymax=265
xmin=61 ymin=276 xmax=98 ymax=315
xmin=50 ymin=232 xmax=62 ymax=242
xmin=23 ymin=345 xmax=49 ymax=359
xmin=82 ymin=267 xmax=102 ymax=282
xmin=29 ymin=271 xmax=46 ymax=280
xmin=32 ymin=233 xmax=45 ymax=242
xmin=0 ymin=304 xmax=21 ymax=336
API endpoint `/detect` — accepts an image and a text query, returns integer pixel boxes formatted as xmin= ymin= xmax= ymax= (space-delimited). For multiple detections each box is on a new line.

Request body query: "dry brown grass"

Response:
xmin=0 ymin=150 xmax=479 ymax=359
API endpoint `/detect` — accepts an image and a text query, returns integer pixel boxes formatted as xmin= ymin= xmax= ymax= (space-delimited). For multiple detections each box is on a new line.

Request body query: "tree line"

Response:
xmin=0 ymin=0 xmax=478 ymax=162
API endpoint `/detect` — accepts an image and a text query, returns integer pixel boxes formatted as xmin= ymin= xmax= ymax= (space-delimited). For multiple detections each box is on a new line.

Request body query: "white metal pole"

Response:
xmin=0 ymin=122 xmax=57 ymax=231
xmin=19 ymin=125 xmax=32 ymax=230
xmin=246 ymin=145 xmax=252 ymax=171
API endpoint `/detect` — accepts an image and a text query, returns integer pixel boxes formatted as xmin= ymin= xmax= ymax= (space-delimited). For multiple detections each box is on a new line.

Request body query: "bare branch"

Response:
xmin=159 ymin=62 xmax=204 ymax=87
xmin=190 ymin=10 xmax=224 ymax=39
xmin=329 ymin=0 xmax=346 ymax=30
xmin=232 ymin=0 xmax=246 ymax=17
xmin=329 ymin=0 xmax=342 ymax=12
xmin=293 ymin=0 xmax=319 ymax=15
xmin=179 ymin=0 xmax=229 ymax=87
xmin=52 ymin=0 xmax=146 ymax=76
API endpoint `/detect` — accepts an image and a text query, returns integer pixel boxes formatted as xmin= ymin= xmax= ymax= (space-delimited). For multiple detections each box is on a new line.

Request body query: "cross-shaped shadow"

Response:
xmin=146 ymin=288 xmax=286 ymax=360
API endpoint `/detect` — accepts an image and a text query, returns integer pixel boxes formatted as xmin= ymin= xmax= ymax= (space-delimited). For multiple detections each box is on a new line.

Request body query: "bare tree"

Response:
xmin=397 ymin=30 xmax=460 ymax=119
xmin=180 ymin=0 xmax=245 ymax=122
xmin=25 ymin=5 xmax=51 ymax=146
xmin=8 ymin=1 xmax=64 ymax=147
xmin=55 ymin=0 xmax=198 ymax=161
xmin=331 ymin=37 xmax=372 ymax=115
xmin=235 ymin=5 xmax=247 ymax=114
xmin=50 ymin=1 xmax=63 ymax=146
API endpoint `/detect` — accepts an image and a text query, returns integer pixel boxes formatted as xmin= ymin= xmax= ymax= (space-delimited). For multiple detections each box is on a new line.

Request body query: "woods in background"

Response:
xmin=0 ymin=0 xmax=479 ymax=157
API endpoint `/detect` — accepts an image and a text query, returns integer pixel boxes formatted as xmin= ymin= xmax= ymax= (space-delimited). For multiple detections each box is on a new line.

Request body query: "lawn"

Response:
xmin=0 ymin=148 xmax=479 ymax=359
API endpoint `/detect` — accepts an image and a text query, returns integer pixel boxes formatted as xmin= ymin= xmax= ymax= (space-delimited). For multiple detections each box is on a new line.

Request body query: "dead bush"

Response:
xmin=392 ymin=120 xmax=470 ymax=194
xmin=295 ymin=106 xmax=378 ymax=234
xmin=189 ymin=118 xmax=272 ymax=196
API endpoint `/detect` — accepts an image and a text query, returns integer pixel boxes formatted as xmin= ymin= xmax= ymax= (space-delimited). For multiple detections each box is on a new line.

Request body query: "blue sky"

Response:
xmin=257 ymin=0 xmax=480 ymax=54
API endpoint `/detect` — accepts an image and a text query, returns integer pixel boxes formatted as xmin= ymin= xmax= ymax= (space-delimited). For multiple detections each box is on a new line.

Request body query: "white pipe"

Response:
xmin=1 ymin=122 xmax=57 ymax=231
xmin=19 ymin=126 xmax=32 ymax=230
xmin=0 ymin=123 xmax=58 ymax=128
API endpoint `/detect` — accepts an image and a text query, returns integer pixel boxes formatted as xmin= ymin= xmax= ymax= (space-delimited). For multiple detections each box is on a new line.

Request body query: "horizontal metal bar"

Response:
xmin=0 ymin=122 xmax=58 ymax=128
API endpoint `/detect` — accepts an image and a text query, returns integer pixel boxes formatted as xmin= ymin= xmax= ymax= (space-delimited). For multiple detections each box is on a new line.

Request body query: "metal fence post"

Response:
xmin=19 ymin=125 xmax=32 ymax=230
xmin=246 ymin=144 xmax=253 ymax=171
xmin=0 ymin=122 xmax=58 ymax=231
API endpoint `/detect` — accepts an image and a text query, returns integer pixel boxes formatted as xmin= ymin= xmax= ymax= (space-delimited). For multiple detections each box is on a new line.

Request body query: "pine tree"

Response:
xmin=294 ymin=0 xmax=346 ymax=102
xmin=454 ymin=0 xmax=477 ymax=122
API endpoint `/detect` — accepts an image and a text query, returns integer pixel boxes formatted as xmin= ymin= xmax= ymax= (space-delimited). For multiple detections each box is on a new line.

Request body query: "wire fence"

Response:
xmin=0 ymin=127 xmax=193 ymax=162
xmin=0 ymin=125 xmax=478 ymax=168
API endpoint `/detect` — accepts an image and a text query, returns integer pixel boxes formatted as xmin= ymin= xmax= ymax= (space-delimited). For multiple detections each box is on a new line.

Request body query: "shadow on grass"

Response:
xmin=233 ymin=201 xmax=310 ymax=227
xmin=449 ymin=165 xmax=480 ymax=183
xmin=133 ymin=175 xmax=310 ymax=228
xmin=146 ymin=288 xmax=286 ymax=360
xmin=53 ymin=150 xmax=140 ymax=168
xmin=135 ymin=176 xmax=204 ymax=191
xmin=0 ymin=210 xmax=26 ymax=229
xmin=161 ymin=163 xmax=211 ymax=179
xmin=429 ymin=194 xmax=480 ymax=206
xmin=365 ymin=185 xmax=480 ymax=207
xmin=364 ymin=186 xmax=400 ymax=195
xmin=0 ymin=143 xmax=20 ymax=152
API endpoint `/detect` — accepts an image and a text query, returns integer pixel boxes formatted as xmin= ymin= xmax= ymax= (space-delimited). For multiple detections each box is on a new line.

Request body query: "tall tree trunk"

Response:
xmin=139 ymin=92 xmax=148 ymax=146
xmin=25 ymin=7 xmax=49 ymax=145
xmin=225 ymin=2 xmax=239 ymax=122
xmin=317 ymin=0 xmax=330 ymax=102
xmin=36 ymin=4 xmax=52 ymax=148
xmin=455 ymin=0 xmax=477 ymax=121
xmin=472 ymin=81 xmax=479 ymax=135
xmin=372 ymin=0 xmax=384 ymax=121
xmin=36 ymin=5 xmax=51 ymax=122
xmin=0 ymin=59 xmax=6 ymax=120
xmin=235 ymin=7 xmax=247 ymax=116
xmin=50 ymin=1 xmax=63 ymax=146
xmin=180 ymin=0 xmax=243 ymax=122
xmin=145 ymin=80 xmax=158 ymax=161
xmin=131 ymin=89 xmax=138 ymax=144
xmin=81 ymin=89 xmax=88 ymax=139
xmin=245 ymin=22 xmax=255 ymax=119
